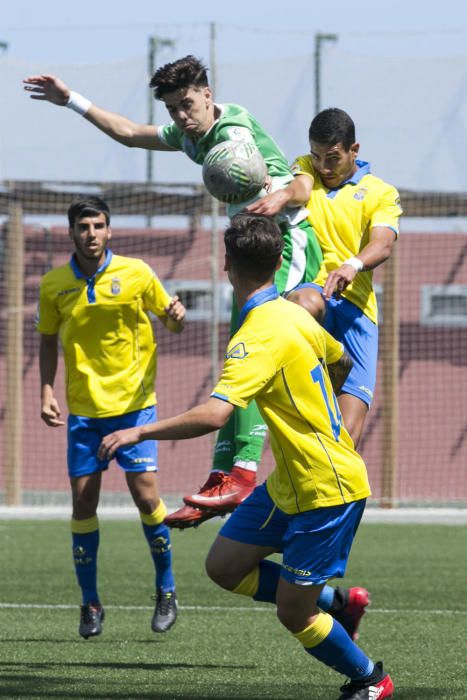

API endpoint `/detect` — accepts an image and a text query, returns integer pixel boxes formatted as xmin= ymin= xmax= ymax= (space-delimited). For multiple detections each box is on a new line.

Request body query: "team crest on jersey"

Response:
xmin=354 ymin=187 xmax=368 ymax=201
xmin=110 ymin=278 xmax=121 ymax=295
xmin=225 ymin=342 xmax=248 ymax=359
xmin=227 ymin=126 xmax=254 ymax=143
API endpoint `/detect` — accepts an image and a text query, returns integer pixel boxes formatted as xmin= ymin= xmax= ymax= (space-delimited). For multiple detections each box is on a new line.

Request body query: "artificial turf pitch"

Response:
xmin=0 ymin=519 xmax=466 ymax=699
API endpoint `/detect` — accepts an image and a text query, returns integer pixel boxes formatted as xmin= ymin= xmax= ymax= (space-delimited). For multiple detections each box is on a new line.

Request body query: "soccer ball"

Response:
xmin=202 ymin=140 xmax=268 ymax=204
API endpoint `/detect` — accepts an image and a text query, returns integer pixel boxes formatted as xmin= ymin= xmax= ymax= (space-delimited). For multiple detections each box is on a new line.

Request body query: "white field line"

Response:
xmin=0 ymin=602 xmax=466 ymax=615
xmin=1 ymin=506 xmax=467 ymax=523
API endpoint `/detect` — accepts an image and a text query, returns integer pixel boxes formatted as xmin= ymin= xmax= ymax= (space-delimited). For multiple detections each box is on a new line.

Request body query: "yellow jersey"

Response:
xmin=36 ymin=251 xmax=171 ymax=418
xmin=211 ymin=287 xmax=371 ymax=514
xmin=292 ymin=156 xmax=402 ymax=324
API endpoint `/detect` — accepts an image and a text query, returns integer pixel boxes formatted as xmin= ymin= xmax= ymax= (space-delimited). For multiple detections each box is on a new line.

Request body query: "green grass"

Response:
xmin=0 ymin=520 xmax=466 ymax=699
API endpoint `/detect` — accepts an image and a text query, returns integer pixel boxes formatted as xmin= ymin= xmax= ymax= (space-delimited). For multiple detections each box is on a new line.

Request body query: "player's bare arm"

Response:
xmin=322 ymin=226 xmax=396 ymax=300
xmin=39 ymin=333 xmax=65 ymax=427
xmin=161 ymin=296 xmax=186 ymax=333
xmin=246 ymin=174 xmax=313 ymax=216
xmin=328 ymin=352 xmax=353 ymax=394
xmin=23 ymin=73 xmax=174 ymax=151
xmin=98 ymin=398 xmax=234 ymax=461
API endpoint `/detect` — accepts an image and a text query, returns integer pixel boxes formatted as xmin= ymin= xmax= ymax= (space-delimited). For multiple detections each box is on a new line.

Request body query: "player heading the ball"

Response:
xmin=24 ymin=54 xmax=323 ymax=531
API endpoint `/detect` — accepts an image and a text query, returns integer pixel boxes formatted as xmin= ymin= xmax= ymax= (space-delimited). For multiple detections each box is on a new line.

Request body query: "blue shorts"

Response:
xmin=67 ymin=406 xmax=158 ymax=478
xmin=292 ymin=283 xmax=378 ymax=406
xmin=220 ymin=483 xmax=365 ymax=585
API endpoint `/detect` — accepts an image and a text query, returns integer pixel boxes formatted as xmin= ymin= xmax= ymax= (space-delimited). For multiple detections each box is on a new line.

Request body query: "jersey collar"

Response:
xmin=238 ymin=284 xmax=279 ymax=327
xmin=70 ymin=249 xmax=113 ymax=304
xmin=330 ymin=159 xmax=371 ymax=190
xmin=348 ymin=159 xmax=371 ymax=184
xmin=70 ymin=248 xmax=113 ymax=280
xmin=197 ymin=103 xmax=225 ymax=143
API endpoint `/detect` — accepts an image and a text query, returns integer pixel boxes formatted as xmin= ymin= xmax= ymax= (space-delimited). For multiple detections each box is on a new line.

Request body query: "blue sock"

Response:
xmin=71 ymin=528 xmax=100 ymax=605
xmin=317 ymin=584 xmax=335 ymax=611
xmin=142 ymin=521 xmax=175 ymax=593
xmin=253 ymin=565 xmax=335 ymax=609
xmin=253 ymin=560 xmax=281 ymax=603
xmin=303 ymin=617 xmax=374 ymax=680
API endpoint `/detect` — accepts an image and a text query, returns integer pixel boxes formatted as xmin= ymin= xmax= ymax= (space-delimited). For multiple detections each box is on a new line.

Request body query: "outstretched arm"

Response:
xmin=246 ymin=173 xmax=313 ymax=217
xmin=23 ymin=74 xmax=174 ymax=151
xmin=322 ymin=226 xmax=397 ymax=301
xmin=98 ymin=397 xmax=234 ymax=460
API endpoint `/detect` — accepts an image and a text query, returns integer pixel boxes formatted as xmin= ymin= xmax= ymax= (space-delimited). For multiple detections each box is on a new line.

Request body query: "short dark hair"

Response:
xmin=224 ymin=213 xmax=284 ymax=284
xmin=308 ymin=108 xmax=356 ymax=150
xmin=67 ymin=196 xmax=111 ymax=227
xmin=150 ymin=55 xmax=209 ymax=99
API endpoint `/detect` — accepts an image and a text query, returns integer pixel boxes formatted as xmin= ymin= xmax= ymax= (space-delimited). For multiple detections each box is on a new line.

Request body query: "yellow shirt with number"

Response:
xmin=211 ymin=287 xmax=371 ymax=514
xmin=292 ymin=156 xmax=402 ymax=324
xmin=36 ymin=251 xmax=171 ymax=418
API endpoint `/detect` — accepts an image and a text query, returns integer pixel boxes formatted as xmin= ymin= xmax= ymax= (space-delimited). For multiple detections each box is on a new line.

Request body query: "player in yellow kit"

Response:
xmin=37 ymin=196 xmax=185 ymax=638
xmin=289 ymin=108 xmax=402 ymax=447
xmin=98 ymin=213 xmax=394 ymax=700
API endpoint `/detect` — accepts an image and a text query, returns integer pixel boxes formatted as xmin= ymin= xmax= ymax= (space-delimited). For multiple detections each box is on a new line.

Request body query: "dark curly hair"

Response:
xmin=150 ymin=55 xmax=209 ymax=99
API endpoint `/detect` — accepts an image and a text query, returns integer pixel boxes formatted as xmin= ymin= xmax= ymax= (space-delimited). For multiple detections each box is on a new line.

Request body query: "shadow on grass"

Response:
xmin=0 ymin=638 xmax=175 ymax=645
xmin=0 ymin=658 xmax=254 ymax=671
xmin=0 ymin=675 xmax=462 ymax=700
xmin=0 ymin=682 xmax=331 ymax=700
xmin=0 ymin=668 xmax=327 ymax=700
xmin=1 ymin=664 xmax=461 ymax=700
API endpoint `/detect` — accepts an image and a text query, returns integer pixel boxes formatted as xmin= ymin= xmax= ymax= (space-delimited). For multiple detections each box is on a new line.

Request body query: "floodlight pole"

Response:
xmin=146 ymin=35 xmax=175 ymax=225
xmin=314 ymin=33 xmax=338 ymax=115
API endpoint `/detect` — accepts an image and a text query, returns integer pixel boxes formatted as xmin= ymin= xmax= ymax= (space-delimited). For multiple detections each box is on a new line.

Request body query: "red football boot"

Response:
xmin=330 ymin=587 xmax=370 ymax=641
xmin=164 ymin=503 xmax=219 ymax=529
xmin=184 ymin=467 xmax=256 ymax=513
xmin=337 ymin=661 xmax=394 ymax=699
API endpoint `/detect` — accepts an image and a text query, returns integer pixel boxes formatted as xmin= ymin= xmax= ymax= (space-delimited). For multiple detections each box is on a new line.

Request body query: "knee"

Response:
xmin=287 ymin=288 xmax=325 ymax=323
xmin=125 ymin=470 xmax=160 ymax=514
xmin=205 ymin=551 xmax=244 ymax=591
xmin=72 ymin=493 xmax=98 ymax=520
xmin=276 ymin=603 xmax=297 ymax=632
xmin=205 ymin=552 xmax=231 ymax=589
xmin=276 ymin=603 xmax=319 ymax=634
xmin=135 ymin=496 xmax=160 ymax=515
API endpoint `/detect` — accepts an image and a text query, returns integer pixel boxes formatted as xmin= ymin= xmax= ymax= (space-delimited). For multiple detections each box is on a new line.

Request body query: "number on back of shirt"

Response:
xmin=310 ymin=364 xmax=342 ymax=441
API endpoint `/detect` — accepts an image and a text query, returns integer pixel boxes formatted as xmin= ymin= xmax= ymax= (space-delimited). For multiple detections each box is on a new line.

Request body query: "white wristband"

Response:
xmin=343 ymin=256 xmax=364 ymax=272
xmin=66 ymin=91 xmax=92 ymax=116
